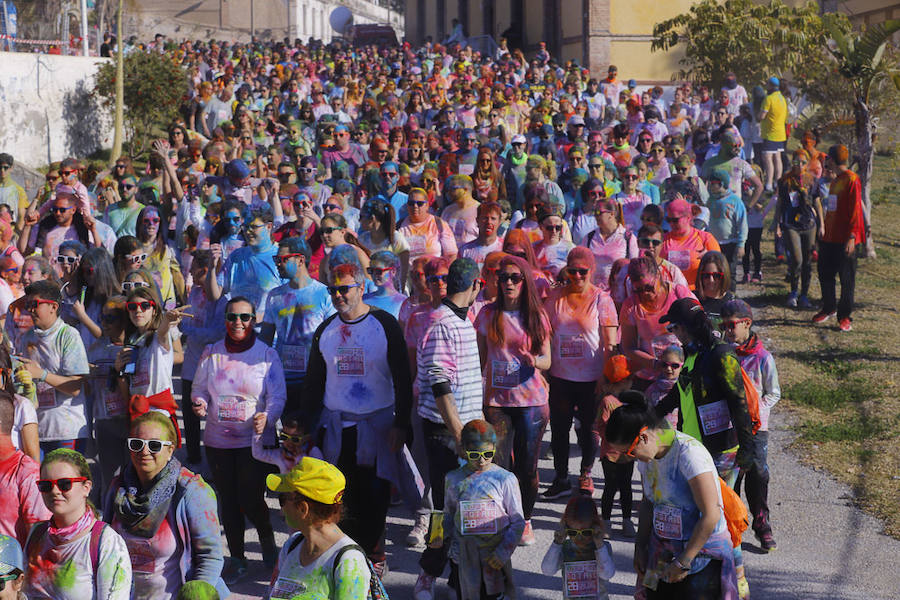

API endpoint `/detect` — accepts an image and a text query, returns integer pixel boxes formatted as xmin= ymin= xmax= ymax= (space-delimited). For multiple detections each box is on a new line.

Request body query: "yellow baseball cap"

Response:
xmin=266 ymin=456 xmax=346 ymax=504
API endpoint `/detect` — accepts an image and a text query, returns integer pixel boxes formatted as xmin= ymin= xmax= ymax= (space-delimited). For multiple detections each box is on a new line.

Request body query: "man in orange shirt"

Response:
xmin=812 ymin=144 xmax=866 ymax=332
xmin=660 ymin=198 xmax=721 ymax=290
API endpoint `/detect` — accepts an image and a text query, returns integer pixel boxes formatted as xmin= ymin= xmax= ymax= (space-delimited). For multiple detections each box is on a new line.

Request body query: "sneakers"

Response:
xmin=812 ymin=311 xmax=835 ymax=324
xmin=786 ymin=292 xmax=798 ymax=307
xmin=602 ymin=519 xmax=612 ymax=539
xmin=758 ymin=530 xmax=778 ymax=552
xmin=222 ymin=557 xmax=248 ymax=586
xmin=798 ymin=295 xmax=811 ymax=309
xmin=622 ymin=518 xmax=636 ymax=538
xmin=739 ymin=273 xmax=749 ymax=284
xmin=839 ymin=318 xmax=853 ymax=332
xmin=413 ymin=572 xmax=436 ymax=600
xmin=751 ymin=272 xmax=762 ymax=283
xmin=406 ymin=513 xmax=429 ymax=547
xmin=519 ymin=520 xmax=535 ymax=546
xmin=543 ymin=478 xmax=572 ymax=500
xmin=372 ymin=559 xmax=388 ymax=579
xmin=578 ymin=473 xmax=594 ymax=495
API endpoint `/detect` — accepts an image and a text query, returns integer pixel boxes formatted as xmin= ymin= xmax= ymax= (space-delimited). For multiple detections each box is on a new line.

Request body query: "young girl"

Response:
xmin=541 ymin=495 xmax=615 ymax=599
xmin=595 ymin=355 xmax=638 ymax=536
xmin=251 ymin=410 xmax=323 ymax=473
xmin=645 ymin=344 xmax=684 ymax=428
xmin=440 ymin=420 xmax=525 ymax=600
xmin=362 ymin=250 xmax=408 ymax=319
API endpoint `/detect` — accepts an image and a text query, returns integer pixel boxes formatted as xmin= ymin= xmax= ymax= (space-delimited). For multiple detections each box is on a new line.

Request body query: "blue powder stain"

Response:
xmin=348 ymin=381 xmax=371 ymax=400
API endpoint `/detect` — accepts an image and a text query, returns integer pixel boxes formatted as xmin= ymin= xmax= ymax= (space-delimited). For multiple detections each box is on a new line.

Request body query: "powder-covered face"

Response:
xmin=464 ymin=441 xmax=495 ymax=472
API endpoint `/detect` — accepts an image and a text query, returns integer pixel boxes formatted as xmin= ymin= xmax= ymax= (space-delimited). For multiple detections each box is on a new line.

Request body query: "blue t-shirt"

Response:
xmin=222 ymin=242 xmax=283 ymax=311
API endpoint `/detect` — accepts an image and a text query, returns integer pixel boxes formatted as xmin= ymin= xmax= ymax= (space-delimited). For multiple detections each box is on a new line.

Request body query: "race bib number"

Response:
xmin=653 ymin=504 xmax=683 ymax=540
xmin=336 ymin=348 xmax=365 ymax=376
xmin=270 ymin=577 xmax=307 ymax=599
xmin=789 ymin=191 xmax=800 ymax=208
xmin=37 ymin=382 xmax=55 ymax=409
xmin=131 ymin=358 xmax=150 ymax=389
xmin=825 ymin=194 xmax=838 ymax=212
xmin=564 ymin=560 xmax=599 ymax=598
xmin=282 ymin=344 xmax=307 ymax=373
xmin=559 ymin=334 xmax=586 ymax=359
xmin=217 ymin=395 xmax=253 ymax=423
xmin=491 ymin=359 xmax=520 ymax=389
xmin=407 ymin=234 xmax=427 ymax=256
xmin=460 ymin=500 xmax=500 ymax=535
xmin=102 ymin=388 xmax=126 ymax=417
xmin=697 ymin=400 xmax=733 ymax=436
xmin=126 ymin=538 xmax=156 ymax=574
xmin=668 ymin=250 xmax=691 ymax=270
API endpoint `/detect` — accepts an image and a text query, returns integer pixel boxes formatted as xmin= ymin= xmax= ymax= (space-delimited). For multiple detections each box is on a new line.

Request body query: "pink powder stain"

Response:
xmin=339 ymin=323 xmax=352 ymax=342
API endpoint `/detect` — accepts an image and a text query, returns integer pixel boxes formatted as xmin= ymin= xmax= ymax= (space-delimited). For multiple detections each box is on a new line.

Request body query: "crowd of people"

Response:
xmin=0 ymin=29 xmax=867 ymax=600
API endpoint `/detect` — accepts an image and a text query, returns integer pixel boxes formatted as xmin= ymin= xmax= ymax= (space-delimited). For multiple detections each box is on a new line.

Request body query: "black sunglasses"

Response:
xmin=226 ymin=312 xmax=253 ymax=323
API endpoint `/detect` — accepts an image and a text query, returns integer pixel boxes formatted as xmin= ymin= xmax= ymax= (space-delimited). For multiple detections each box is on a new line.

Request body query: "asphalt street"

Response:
xmin=210 ymin=407 xmax=900 ymax=599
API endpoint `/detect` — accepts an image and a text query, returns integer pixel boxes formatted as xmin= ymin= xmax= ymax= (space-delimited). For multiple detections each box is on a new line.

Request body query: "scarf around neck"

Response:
xmin=225 ymin=329 xmax=256 ymax=353
xmin=735 ymin=332 xmax=760 ymax=356
xmin=114 ymin=457 xmax=181 ymax=538
xmin=48 ymin=507 xmax=97 ymax=546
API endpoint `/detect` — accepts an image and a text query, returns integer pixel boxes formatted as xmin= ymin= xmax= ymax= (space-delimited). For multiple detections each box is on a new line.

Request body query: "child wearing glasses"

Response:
xmin=438 ymin=420 xmax=524 ymax=600
xmin=251 ymin=410 xmax=322 ymax=474
xmin=645 ymin=344 xmax=684 ymax=428
xmin=720 ymin=300 xmax=780 ymax=552
xmin=541 ymin=495 xmax=615 ymax=599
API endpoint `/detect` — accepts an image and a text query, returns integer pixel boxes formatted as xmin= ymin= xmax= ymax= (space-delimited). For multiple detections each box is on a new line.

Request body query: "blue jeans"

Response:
xmin=484 ymin=404 xmax=549 ymax=520
xmin=40 ymin=438 xmax=89 ymax=460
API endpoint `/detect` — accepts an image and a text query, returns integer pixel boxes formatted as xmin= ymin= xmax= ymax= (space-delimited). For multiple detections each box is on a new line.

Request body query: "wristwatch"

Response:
xmin=35 ymin=369 xmax=48 ymax=383
xmin=672 ymin=557 xmax=691 ymax=571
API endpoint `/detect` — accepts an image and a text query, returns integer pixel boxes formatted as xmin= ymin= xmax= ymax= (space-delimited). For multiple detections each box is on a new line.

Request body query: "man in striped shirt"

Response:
xmin=413 ymin=257 xmax=485 ymax=600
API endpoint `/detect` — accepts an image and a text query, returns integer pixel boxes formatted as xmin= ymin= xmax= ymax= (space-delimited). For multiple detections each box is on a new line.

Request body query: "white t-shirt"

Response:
xmin=12 ymin=393 xmax=37 ymax=451
xmin=129 ymin=328 xmax=177 ymax=398
xmin=269 ymin=534 xmax=370 ymax=600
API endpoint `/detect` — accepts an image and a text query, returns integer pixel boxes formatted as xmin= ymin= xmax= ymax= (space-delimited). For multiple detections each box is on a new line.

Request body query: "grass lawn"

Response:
xmin=739 ymin=154 xmax=900 ymax=538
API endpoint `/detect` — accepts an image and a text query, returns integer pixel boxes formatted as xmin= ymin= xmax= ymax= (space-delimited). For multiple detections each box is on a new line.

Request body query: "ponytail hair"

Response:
xmin=605 ymin=390 xmax=668 ymax=446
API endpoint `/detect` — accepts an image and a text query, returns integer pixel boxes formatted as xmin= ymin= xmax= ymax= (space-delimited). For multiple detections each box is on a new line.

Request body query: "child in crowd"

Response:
xmin=252 ymin=410 xmax=323 ymax=473
xmin=644 ymin=344 xmax=684 ymax=427
xmin=595 ymin=355 xmax=637 ymax=536
xmin=541 ymin=495 xmax=615 ymax=600
xmin=440 ymin=419 xmax=525 ymax=600
xmin=721 ymin=299 xmax=780 ymax=552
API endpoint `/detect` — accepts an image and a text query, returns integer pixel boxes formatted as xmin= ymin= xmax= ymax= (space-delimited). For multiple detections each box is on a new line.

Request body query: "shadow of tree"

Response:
xmin=62 ymin=79 xmax=106 ymax=159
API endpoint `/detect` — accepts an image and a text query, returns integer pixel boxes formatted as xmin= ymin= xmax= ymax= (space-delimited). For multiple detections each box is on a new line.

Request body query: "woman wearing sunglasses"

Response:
xmin=619 ymin=257 xmax=694 ymax=391
xmin=61 ymin=248 xmax=120 ymax=349
xmin=136 ymin=206 xmax=180 ymax=310
xmin=362 ymin=251 xmax=407 ymax=319
xmin=191 ymin=296 xmax=286 ymax=584
xmin=24 ymin=448 xmax=132 ymax=600
xmin=542 ymin=247 xmax=618 ymax=499
xmin=358 ymin=199 xmax=410 ymax=290
xmin=604 ymin=396 xmax=739 ymax=599
xmin=316 ymin=215 xmax=370 ymax=285
xmin=105 ymin=410 xmax=227 ymax=599
xmin=613 ymin=165 xmax=652 ymax=233
xmin=694 ymin=251 xmax=734 ymax=329
xmin=533 ymin=207 xmax=575 ymax=281
xmin=398 ymin=188 xmax=459 ymax=265
xmin=475 ymin=256 xmax=551 ymax=546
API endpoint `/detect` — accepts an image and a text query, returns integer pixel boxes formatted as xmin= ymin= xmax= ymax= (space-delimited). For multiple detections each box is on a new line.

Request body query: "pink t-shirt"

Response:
xmin=544 ymin=286 xmax=618 ymax=382
xmin=398 ymin=215 xmax=459 ymax=261
xmin=475 ymin=305 xmax=550 ymax=407
xmin=533 ymin=240 xmax=575 ymax=280
xmin=115 ymin=514 xmax=181 ymax=600
xmin=660 ymin=228 xmax=721 ymax=291
xmin=613 ymin=191 xmax=652 ymax=233
xmin=459 ymin=237 xmax=504 ymax=270
xmin=619 ymin=283 xmax=693 ymax=379
xmin=441 ymin=203 xmax=479 ymax=246
xmin=583 ymin=226 xmax=639 ymax=287
xmin=0 ymin=450 xmax=52 ymax=545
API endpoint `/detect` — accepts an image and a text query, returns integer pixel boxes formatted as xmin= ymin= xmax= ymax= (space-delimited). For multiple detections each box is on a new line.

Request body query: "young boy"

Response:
xmin=439 ymin=419 xmax=525 ymax=599
xmin=252 ymin=410 xmax=323 ymax=472
xmin=720 ymin=299 xmax=781 ymax=551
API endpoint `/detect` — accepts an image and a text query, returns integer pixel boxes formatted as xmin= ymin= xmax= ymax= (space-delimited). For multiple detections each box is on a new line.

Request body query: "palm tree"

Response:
xmin=825 ymin=18 xmax=900 ymax=258
xmin=110 ymin=0 xmax=124 ymax=166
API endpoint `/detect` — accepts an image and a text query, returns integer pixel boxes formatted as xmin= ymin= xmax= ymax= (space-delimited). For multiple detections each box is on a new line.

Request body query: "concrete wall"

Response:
xmin=0 ymin=52 xmax=112 ymax=169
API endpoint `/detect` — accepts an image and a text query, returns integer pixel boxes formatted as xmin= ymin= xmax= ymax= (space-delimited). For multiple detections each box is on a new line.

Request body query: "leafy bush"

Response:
xmin=94 ymin=52 xmax=188 ymax=157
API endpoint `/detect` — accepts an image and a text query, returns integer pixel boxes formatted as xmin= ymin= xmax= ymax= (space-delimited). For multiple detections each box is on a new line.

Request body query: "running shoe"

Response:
xmin=519 ymin=520 xmax=535 ymax=546
xmin=406 ymin=513 xmax=429 ymax=547
xmin=542 ymin=478 xmax=572 ymax=500
xmin=759 ymin=530 xmax=778 ymax=552
xmin=413 ymin=572 xmax=435 ymax=600
xmin=222 ymin=557 xmax=248 ymax=586
xmin=786 ymin=292 xmax=798 ymax=307
xmin=622 ymin=519 xmax=637 ymax=538
xmin=839 ymin=318 xmax=853 ymax=332
xmin=812 ymin=311 xmax=835 ymax=324
xmin=797 ymin=295 xmax=811 ymax=309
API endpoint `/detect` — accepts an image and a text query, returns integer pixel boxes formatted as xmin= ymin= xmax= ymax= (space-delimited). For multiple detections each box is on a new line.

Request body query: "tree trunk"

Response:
xmin=110 ymin=0 xmax=125 ymax=166
xmin=854 ymin=98 xmax=877 ymax=258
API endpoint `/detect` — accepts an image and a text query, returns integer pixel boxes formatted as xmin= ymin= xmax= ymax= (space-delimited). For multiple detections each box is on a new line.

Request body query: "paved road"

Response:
xmin=209 ymin=409 xmax=900 ymax=599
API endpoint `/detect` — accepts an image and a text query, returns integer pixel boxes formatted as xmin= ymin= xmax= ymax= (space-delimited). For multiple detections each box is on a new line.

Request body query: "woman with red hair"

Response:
xmin=471 ymin=147 xmax=507 ymax=203
xmin=475 ymin=256 xmax=551 ymax=546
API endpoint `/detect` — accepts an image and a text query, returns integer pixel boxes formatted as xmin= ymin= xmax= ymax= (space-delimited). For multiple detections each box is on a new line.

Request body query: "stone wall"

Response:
xmin=0 ymin=51 xmax=112 ymax=169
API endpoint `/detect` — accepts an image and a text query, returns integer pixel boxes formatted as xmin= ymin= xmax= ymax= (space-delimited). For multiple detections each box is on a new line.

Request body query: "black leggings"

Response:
xmin=600 ymin=458 xmax=634 ymax=520
xmin=647 ymin=558 xmax=723 ymax=600
xmin=180 ymin=379 xmax=202 ymax=463
xmin=337 ymin=426 xmax=391 ymax=563
xmin=205 ymin=446 xmax=275 ymax=559
xmin=742 ymin=227 xmax=763 ymax=276
xmin=549 ymin=377 xmax=599 ymax=479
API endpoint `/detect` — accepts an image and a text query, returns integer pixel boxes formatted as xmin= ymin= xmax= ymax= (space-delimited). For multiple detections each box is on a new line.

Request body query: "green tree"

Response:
xmin=824 ymin=19 xmax=900 ymax=258
xmin=651 ymin=0 xmax=849 ymax=91
xmin=94 ymin=51 xmax=188 ymax=157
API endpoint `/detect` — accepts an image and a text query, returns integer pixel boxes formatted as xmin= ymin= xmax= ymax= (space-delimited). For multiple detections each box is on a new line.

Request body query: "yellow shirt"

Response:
xmin=760 ymin=92 xmax=787 ymax=142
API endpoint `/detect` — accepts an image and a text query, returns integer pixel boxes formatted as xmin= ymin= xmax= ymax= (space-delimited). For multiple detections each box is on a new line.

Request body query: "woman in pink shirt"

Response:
xmin=581 ymin=198 xmax=639 ymax=288
xmin=542 ymin=248 xmax=618 ymax=499
xmin=475 ymin=256 xmax=551 ymax=546
xmin=398 ymin=188 xmax=458 ymax=263
xmin=619 ymin=257 xmax=693 ymax=390
xmin=613 ymin=165 xmax=652 ymax=233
